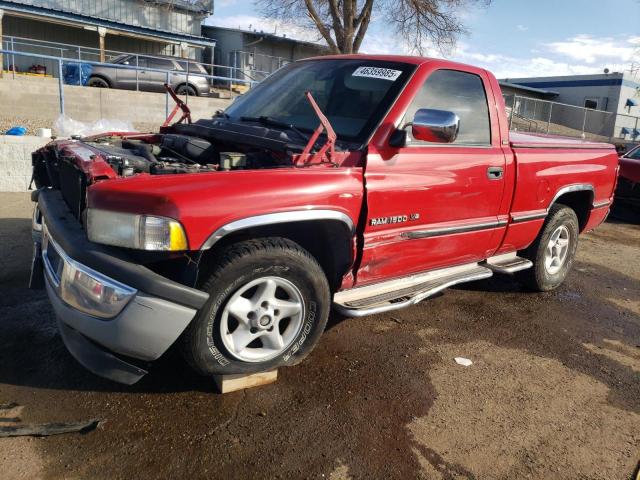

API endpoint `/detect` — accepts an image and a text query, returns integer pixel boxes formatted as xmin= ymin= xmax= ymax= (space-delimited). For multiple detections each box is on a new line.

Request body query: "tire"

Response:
xmin=182 ymin=238 xmax=331 ymax=376
xmin=87 ymin=76 xmax=110 ymax=88
xmin=517 ymin=204 xmax=579 ymax=292
xmin=176 ymin=84 xmax=197 ymax=96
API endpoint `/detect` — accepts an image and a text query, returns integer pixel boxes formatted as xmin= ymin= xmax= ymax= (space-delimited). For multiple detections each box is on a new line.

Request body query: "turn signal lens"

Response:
xmin=88 ymin=209 xmax=189 ymax=251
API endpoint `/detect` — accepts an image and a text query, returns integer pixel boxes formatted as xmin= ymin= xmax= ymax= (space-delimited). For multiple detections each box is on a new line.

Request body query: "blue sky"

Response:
xmin=206 ymin=0 xmax=640 ymax=78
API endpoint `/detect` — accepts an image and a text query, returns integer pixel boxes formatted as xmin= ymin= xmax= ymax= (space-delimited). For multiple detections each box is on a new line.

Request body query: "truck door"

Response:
xmin=360 ymin=67 xmax=507 ymax=285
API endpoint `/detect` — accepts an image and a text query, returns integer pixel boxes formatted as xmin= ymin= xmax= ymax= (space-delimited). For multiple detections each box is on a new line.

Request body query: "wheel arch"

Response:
xmin=548 ymin=183 xmax=594 ymax=232
xmin=198 ymin=211 xmax=356 ymax=292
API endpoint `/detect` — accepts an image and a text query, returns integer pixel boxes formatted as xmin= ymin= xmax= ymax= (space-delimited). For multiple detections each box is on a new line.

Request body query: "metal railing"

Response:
xmin=504 ymin=94 xmax=640 ymax=144
xmin=1 ymin=35 xmax=258 ymax=89
xmin=228 ymin=50 xmax=289 ymax=82
xmin=0 ymin=49 xmax=258 ymax=118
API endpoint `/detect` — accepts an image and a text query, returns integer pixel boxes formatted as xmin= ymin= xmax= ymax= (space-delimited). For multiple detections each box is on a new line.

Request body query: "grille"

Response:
xmin=58 ymin=158 xmax=87 ymax=219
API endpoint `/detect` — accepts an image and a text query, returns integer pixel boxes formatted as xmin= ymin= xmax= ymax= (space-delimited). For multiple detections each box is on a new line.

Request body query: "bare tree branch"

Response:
xmin=303 ymin=0 xmax=340 ymax=52
xmin=352 ymin=0 xmax=374 ymax=53
xmin=257 ymin=0 xmax=490 ymax=55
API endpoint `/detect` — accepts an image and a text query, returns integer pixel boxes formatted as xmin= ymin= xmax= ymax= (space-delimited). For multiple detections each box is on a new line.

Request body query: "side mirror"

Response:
xmin=411 ymin=108 xmax=460 ymax=144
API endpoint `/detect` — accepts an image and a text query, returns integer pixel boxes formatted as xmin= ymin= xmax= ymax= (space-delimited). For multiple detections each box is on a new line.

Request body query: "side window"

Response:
xmin=584 ymin=98 xmax=598 ymax=110
xmin=145 ymin=58 xmax=175 ymax=71
xmin=404 ymin=69 xmax=491 ymax=145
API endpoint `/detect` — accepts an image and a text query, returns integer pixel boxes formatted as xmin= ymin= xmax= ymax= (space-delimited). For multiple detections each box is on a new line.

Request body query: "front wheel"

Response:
xmin=182 ymin=238 xmax=330 ymax=376
xmin=517 ymin=204 xmax=579 ymax=291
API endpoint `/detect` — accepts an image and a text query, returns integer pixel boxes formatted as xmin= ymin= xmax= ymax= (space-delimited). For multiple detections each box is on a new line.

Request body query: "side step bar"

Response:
xmin=333 ymin=264 xmax=493 ymax=318
xmin=484 ymin=252 xmax=533 ymax=274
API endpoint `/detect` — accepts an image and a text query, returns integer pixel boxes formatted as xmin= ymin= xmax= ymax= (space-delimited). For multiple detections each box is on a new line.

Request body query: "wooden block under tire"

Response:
xmin=213 ymin=370 xmax=278 ymax=394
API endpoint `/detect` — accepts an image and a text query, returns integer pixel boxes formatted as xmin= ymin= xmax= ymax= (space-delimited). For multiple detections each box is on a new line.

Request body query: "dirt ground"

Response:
xmin=1 ymin=192 xmax=639 ymax=480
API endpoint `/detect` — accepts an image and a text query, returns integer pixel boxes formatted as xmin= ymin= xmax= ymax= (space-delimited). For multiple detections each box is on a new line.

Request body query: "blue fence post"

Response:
xmin=10 ymin=36 xmax=15 ymax=80
xmin=165 ymin=70 xmax=169 ymax=119
xmin=185 ymin=59 xmax=189 ymax=104
xmin=58 ymin=58 xmax=65 ymax=116
xmin=77 ymin=46 xmax=82 ymax=86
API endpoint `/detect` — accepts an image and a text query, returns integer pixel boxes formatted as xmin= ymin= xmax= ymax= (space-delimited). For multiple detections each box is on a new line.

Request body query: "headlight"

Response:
xmin=59 ymin=258 xmax=136 ymax=318
xmin=43 ymin=225 xmax=136 ymax=319
xmin=87 ymin=209 xmax=188 ymax=251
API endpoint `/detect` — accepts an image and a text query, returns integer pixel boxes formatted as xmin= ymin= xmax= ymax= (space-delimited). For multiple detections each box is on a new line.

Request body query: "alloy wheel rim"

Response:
xmin=544 ymin=225 xmax=570 ymax=275
xmin=220 ymin=276 xmax=305 ymax=362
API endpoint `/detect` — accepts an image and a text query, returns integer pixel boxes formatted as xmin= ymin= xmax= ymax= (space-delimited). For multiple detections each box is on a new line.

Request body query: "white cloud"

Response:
xmin=449 ymin=44 xmax=597 ymax=78
xmin=545 ymin=34 xmax=637 ymax=64
xmin=516 ymin=25 xmax=528 ymax=32
xmin=360 ymin=32 xmax=638 ymax=78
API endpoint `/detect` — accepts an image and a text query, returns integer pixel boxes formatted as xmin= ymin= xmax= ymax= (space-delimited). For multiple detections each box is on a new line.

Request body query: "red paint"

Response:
xmin=57 ymin=56 xmax=618 ymax=290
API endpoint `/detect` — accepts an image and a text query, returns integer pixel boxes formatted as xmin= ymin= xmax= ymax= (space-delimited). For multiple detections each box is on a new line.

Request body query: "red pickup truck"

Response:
xmin=30 ymin=55 xmax=618 ymax=384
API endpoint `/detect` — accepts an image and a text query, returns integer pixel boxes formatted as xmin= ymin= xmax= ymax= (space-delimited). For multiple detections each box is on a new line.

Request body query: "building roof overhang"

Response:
xmin=498 ymin=80 xmax=559 ymax=98
xmin=0 ymin=1 xmax=216 ymax=47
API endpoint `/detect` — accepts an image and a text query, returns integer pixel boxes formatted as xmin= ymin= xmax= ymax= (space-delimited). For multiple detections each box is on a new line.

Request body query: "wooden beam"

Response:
xmin=98 ymin=26 xmax=106 ymax=63
xmin=213 ymin=370 xmax=278 ymax=394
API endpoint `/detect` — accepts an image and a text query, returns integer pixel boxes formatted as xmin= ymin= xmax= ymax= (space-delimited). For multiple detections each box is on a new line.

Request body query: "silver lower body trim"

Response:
xmin=333 ymin=264 xmax=493 ymax=318
xmin=401 ymin=219 xmax=507 ymax=239
xmin=592 ymin=200 xmax=611 ymax=209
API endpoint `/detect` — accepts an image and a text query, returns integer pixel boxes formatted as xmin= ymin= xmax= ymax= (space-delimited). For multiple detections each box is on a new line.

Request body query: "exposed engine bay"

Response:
xmin=31 ymin=123 xmax=303 ymax=219
xmin=31 ymin=88 xmax=351 ymax=222
xmin=85 ymin=130 xmax=291 ymax=177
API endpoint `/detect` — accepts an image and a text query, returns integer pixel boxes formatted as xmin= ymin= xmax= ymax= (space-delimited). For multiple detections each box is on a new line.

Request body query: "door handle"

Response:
xmin=487 ymin=166 xmax=504 ymax=180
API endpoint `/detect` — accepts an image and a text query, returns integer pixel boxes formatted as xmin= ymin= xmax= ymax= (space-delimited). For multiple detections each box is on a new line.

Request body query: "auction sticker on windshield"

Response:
xmin=352 ymin=66 xmax=402 ymax=81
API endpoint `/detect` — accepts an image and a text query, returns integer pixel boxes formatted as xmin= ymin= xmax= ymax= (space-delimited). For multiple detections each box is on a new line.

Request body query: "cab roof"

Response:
xmin=303 ymin=54 xmax=482 ymax=72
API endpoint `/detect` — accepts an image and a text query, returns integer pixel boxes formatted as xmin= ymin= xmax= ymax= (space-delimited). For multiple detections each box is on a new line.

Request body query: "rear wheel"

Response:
xmin=87 ymin=76 xmax=109 ymax=88
xmin=182 ymin=238 xmax=330 ymax=376
xmin=517 ymin=204 xmax=579 ymax=291
xmin=176 ymin=84 xmax=197 ymax=96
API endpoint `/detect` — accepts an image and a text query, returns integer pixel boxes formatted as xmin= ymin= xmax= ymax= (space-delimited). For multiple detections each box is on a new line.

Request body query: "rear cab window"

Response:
xmin=403 ymin=69 xmax=492 ymax=146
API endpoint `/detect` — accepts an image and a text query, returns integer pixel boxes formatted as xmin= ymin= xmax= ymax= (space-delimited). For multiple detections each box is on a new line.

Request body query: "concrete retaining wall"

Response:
xmin=0 ymin=135 xmax=51 ymax=192
xmin=0 ymin=76 xmax=232 ymax=131
xmin=0 ymin=76 xmax=235 ymax=192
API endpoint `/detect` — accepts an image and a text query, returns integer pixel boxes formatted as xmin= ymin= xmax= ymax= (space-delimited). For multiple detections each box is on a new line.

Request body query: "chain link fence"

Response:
xmin=504 ymin=94 xmax=639 ymax=144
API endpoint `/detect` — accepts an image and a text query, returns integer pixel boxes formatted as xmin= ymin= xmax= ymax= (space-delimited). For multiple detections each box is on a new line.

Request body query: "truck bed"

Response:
xmin=509 ymin=132 xmax=613 ymax=150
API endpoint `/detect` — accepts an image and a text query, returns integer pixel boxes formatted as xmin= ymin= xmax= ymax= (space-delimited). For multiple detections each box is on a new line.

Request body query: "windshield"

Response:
xmin=625 ymin=145 xmax=640 ymax=159
xmin=225 ymin=59 xmax=416 ymax=143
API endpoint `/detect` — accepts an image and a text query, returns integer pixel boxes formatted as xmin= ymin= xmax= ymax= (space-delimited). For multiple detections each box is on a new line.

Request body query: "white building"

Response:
xmin=502 ymin=72 xmax=640 ymax=141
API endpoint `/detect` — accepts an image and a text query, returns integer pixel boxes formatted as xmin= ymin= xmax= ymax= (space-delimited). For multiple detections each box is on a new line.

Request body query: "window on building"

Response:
xmin=403 ymin=69 xmax=491 ymax=145
xmin=584 ymin=98 xmax=598 ymax=110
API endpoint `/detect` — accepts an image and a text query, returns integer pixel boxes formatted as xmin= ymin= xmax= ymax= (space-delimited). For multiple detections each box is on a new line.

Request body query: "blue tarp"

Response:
xmin=62 ymin=62 xmax=92 ymax=86
xmin=5 ymin=126 xmax=26 ymax=136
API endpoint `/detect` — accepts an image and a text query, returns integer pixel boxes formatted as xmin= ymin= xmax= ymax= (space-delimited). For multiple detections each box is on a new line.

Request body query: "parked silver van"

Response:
xmin=87 ymin=55 xmax=211 ymax=96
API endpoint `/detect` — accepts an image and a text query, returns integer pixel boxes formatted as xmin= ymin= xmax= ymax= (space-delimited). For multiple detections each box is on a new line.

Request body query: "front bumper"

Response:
xmin=35 ymin=190 xmax=209 ymax=384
